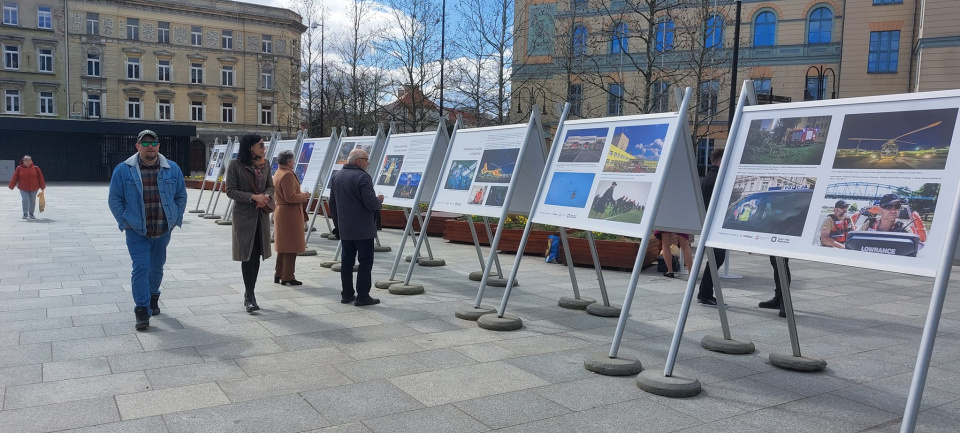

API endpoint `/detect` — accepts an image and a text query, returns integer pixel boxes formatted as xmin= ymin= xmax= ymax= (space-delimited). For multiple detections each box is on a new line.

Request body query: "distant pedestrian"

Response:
xmin=697 ymin=148 xmax=725 ymax=307
xmin=108 ymin=130 xmax=188 ymax=330
xmin=8 ymin=155 xmax=46 ymax=219
xmin=329 ymin=149 xmax=383 ymax=306
xmin=226 ymin=134 xmax=274 ymax=313
xmin=272 ymin=150 xmax=310 ymax=286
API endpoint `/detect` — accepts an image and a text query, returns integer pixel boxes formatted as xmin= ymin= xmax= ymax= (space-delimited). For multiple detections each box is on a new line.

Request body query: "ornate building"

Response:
xmin=0 ymin=0 xmax=67 ymax=119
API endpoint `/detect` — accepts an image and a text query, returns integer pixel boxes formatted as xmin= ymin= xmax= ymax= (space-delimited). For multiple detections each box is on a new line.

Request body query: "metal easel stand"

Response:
xmin=557 ymin=228 xmax=596 ymax=309
xmin=404 ymin=211 xmax=444 ymax=266
xmin=373 ymin=233 xmax=392 ymax=252
xmin=215 ymin=201 xmax=234 ymax=225
xmin=582 ymin=231 xmax=620 ymax=317
xmin=375 ymin=207 xmax=418 ymax=289
xmin=767 ymin=256 xmax=826 ymax=371
xmin=466 ymin=217 xmax=503 ymax=280
xmin=717 ymin=250 xmax=743 ymax=279
xmin=329 ymin=242 xmax=358 ymax=272
xmin=319 ymin=230 xmax=341 ymax=267
xmin=478 ymin=216 xmax=514 ymax=287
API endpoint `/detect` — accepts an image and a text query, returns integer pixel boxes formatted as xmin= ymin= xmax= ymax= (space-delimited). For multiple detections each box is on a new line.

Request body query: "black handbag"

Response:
xmin=241 ymin=167 xmax=275 ymax=213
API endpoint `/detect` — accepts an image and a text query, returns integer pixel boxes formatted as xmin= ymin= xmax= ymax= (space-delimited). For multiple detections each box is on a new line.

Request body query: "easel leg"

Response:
xmin=557 ymin=229 xmax=595 ymax=310
xmin=768 ymin=256 xmax=825 ymax=371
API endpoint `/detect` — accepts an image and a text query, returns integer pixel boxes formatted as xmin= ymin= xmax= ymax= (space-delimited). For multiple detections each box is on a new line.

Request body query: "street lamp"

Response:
xmin=728 ymin=0 xmax=742 ymax=125
xmin=309 ymin=20 xmax=325 ymax=137
xmin=804 ymin=65 xmax=837 ymax=101
xmin=515 ymin=87 xmax=547 ymax=116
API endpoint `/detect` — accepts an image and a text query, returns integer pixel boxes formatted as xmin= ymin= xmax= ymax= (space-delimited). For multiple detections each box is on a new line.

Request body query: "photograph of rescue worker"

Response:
xmin=818 ymin=200 xmax=853 ymax=249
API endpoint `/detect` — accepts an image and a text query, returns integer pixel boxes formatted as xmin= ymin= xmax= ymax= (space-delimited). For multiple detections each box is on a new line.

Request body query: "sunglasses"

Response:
xmin=881 ymin=203 xmax=902 ymax=210
xmin=140 ymin=141 xmax=160 ymax=147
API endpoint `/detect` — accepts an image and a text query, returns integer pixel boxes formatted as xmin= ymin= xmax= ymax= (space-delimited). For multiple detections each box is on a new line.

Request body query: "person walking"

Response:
xmin=8 ymin=155 xmax=46 ymax=219
xmin=225 ymin=134 xmax=274 ymax=312
xmin=272 ymin=150 xmax=310 ymax=286
xmin=108 ymin=130 xmax=187 ymax=330
xmin=697 ymin=148 xmax=725 ymax=307
xmin=329 ymin=149 xmax=383 ymax=306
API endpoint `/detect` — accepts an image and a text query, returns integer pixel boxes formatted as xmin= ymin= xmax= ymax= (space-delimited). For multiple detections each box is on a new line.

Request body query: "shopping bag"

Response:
xmin=38 ymin=190 xmax=46 ymax=213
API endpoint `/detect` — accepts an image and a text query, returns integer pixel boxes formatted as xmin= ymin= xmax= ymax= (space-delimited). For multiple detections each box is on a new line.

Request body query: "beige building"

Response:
xmin=0 ymin=0 xmax=66 ymax=119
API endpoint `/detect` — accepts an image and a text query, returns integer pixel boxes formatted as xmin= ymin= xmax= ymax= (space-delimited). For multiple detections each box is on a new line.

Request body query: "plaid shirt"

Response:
xmin=140 ymin=161 xmax=168 ymax=238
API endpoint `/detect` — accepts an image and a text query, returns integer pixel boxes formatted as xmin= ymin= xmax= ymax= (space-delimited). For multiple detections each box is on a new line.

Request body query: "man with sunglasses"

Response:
xmin=108 ymin=130 xmax=188 ymax=330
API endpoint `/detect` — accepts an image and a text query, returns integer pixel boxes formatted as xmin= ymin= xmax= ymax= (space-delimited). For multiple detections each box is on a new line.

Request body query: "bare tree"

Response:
xmin=380 ymin=0 xmax=443 ymax=132
xmin=451 ymin=0 xmax=513 ymax=125
xmin=330 ymin=0 xmax=388 ymax=135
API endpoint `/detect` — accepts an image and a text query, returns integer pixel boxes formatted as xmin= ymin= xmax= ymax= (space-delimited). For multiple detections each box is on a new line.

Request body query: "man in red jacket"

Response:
xmin=8 ymin=155 xmax=46 ymax=219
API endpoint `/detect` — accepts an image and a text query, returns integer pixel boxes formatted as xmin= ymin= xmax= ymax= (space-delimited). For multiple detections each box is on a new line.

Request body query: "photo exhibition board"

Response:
xmin=373 ymin=129 xmax=448 ymax=208
xmin=298 ymin=137 xmax=335 ymax=195
xmin=704 ymin=90 xmax=960 ymax=277
xmin=269 ymin=140 xmax=299 ymax=173
xmin=321 ymin=135 xmax=381 ymax=198
xmin=531 ymin=113 xmax=698 ymax=238
xmin=431 ymin=120 xmax=546 ymax=218
xmin=204 ymin=144 xmax=227 ymax=182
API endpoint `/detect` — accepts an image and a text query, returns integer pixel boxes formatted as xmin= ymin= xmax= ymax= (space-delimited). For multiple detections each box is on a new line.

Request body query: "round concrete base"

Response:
xmin=373 ymin=245 xmax=392 ymax=252
xmin=331 ymin=263 xmax=359 ymax=273
xmin=388 ymin=283 xmax=424 ymax=295
xmin=297 ymin=249 xmax=318 ymax=257
xmin=320 ymin=261 xmax=337 ymax=268
xmin=189 ymin=209 xmax=205 ymax=213
xmin=477 ymin=313 xmax=522 ymax=331
xmin=404 ymin=255 xmax=412 ymax=262
xmin=636 ymin=370 xmax=702 ymax=398
xmin=215 ymin=220 xmax=232 ymax=225
xmin=375 ymin=279 xmax=404 ymax=289
xmin=583 ymin=352 xmax=642 ymax=376
xmin=326 ymin=234 xmax=339 ymax=241
xmin=418 ymin=258 xmax=445 ymax=267
xmin=455 ymin=305 xmax=498 ymax=321
xmin=203 ymin=215 xmax=222 ymax=220
xmin=197 ymin=213 xmax=208 ymax=217
xmin=486 ymin=278 xmax=518 ymax=288
xmin=558 ymin=296 xmax=596 ymax=310
xmin=320 ymin=232 xmax=331 ymax=238
xmin=700 ymin=334 xmax=756 ymax=355
xmin=468 ymin=271 xmax=499 ymax=281
xmin=586 ymin=303 xmax=622 ymax=317
xmin=769 ymin=352 xmax=827 ymax=372
xmin=305 ymin=227 xmax=317 ymax=232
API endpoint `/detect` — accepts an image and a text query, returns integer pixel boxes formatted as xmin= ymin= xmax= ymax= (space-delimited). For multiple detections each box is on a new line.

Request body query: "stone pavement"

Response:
xmin=2 ymin=184 xmax=960 ymax=432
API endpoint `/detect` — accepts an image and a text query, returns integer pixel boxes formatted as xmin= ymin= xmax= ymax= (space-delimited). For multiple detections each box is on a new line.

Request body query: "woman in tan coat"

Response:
xmin=273 ymin=150 xmax=311 ymax=285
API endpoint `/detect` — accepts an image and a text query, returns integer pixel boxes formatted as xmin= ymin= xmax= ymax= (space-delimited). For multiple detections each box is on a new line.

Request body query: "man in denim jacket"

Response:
xmin=108 ymin=130 xmax=188 ymax=330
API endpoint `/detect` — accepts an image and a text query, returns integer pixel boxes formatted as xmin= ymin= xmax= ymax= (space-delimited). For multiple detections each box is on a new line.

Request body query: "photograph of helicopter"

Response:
xmin=543 ymin=172 xmax=595 ymax=208
xmin=474 ymin=148 xmax=520 ymax=183
xmin=832 ymin=108 xmax=957 ymax=170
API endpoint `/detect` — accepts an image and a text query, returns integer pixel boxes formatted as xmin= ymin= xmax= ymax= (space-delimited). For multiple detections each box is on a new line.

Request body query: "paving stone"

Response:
xmin=234 ymin=346 xmax=354 ymax=375
xmin=0 ymin=342 xmax=52 ymax=368
xmin=452 ymin=342 xmax=520 ymax=362
xmin=162 ymin=393 xmax=328 ymax=433
xmin=52 ymin=334 xmax=144 ymax=361
xmin=301 ymin=379 xmax=424 ymax=424
xmin=533 ymin=375 xmax=644 ymax=411
xmin=217 ymin=365 xmax=353 ymax=402
xmin=146 ymin=360 xmax=247 ymax=390
xmin=195 ymin=338 xmax=284 ymax=361
xmin=56 ymin=416 xmax=169 ymax=433
xmin=108 ymin=347 xmax=204 ymax=374
xmin=453 ymin=389 xmax=571 ymax=429
xmin=19 ymin=324 xmax=105 ymax=344
xmin=0 ymin=364 xmax=43 ymax=387
xmin=734 ymin=393 xmax=900 ymax=433
xmin=406 ymin=348 xmax=478 ymax=369
xmin=4 ymin=371 xmax=150 ymax=409
xmin=0 ymin=317 xmax=73 ymax=333
xmin=504 ymin=348 xmax=599 ymax=384
xmin=333 ymin=354 xmax=430 ymax=382
xmin=0 ymin=397 xmax=121 ymax=433
xmin=303 ymin=422 xmax=373 ymax=433
xmin=116 ymin=382 xmax=230 ymax=420
xmin=362 ymin=404 xmax=489 ymax=433
xmin=43 ymin=357 xmax=112 ymax=382
xmin=390 ymin=361 xmax=550 ymax=407
xmin=136 ymin=322 xmax=274 ymax=351
xmin=46 ymin=303 xmax=122 ymax=318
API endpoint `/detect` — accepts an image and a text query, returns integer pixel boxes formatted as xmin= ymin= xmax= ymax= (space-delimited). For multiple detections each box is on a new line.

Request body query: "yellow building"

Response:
xmin=0 ymin=0 xmax=66 ymax=118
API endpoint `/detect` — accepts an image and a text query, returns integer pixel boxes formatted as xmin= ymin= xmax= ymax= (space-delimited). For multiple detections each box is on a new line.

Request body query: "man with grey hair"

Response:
xmin=329 ymin=149 xmax=384 ymax=306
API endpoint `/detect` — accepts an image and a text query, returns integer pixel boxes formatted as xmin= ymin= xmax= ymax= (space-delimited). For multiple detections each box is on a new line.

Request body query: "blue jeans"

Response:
xmin=125 ymin=230 xmax=171 ymax=314
xmin=19 ymin=190 xmax=37 ymax=217
xmin=340 ymin=238 xmax=374 ymax=300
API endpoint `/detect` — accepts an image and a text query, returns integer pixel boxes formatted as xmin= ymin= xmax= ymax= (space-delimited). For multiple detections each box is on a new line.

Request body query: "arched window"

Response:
xmin=705 ymin=16 xmax=723 ymax=49
xmin=611 ymin=22 xmax=628 ymax=55
xmin=753 ymin=11 xmax=776 ymax=46
xmin=808 ymin=7 xmax=833 ymax=44
xmin=655 ymin=19 xmax=674 ymax=51
xmin=572 ymin=25 xmax=588 ymax=57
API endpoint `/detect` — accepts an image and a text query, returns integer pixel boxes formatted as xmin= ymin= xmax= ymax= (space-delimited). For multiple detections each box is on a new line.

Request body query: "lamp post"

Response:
xmin=804 ymin=65 xmax=837 ymax=101
xmin=439 ymin=0 xmax=446 ymax=123
xmin=515 ymin=87 xmax=547 ymax=116
xmin=727 ymin=0 xmax=742 ymax=125
xmin=308 ymin=20 xmax=325 ymax=137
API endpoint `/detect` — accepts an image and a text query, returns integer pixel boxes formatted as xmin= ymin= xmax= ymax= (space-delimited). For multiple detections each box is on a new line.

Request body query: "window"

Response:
xmin=221 ymin=30 xmax=232 ymax=49
xmin=805 ymin=76 xmax=829 ymax=100
xmin=753 ymin=11 xmax=776 ymax=47
xmin=38 ymin=91 xmax=53 ymax=114
xmin=190 ymin=101 xmax=204 ymax=121
xmin=753 ymin=78 xmax=772 ymax=96
xmin=126 ymin=97 xmax=141 ymax=119
xmin=873 ymin=0 xmax=902 ymax=4
xmin=5 ymin=89 xmax=20 ymax=113
xmin=261 ymin=69 xmax=272 ymax=90
xmin=607 ymin=83 xmax=623 ymax=116
xmin=262 ymin=35 xmax=272 ymax=53
xmin=126 ymin=17 xmax=139 ymax=40
xmin=86 ymin=94 xmax=100 ymax=117
xmin=158 ymin=21 xmax=169 ymax=44
xmin=260 ymin=105 xmax=273 ymax=124
xmin=656 ymin=20 xmax=674 ymax=52
xmin=699 ymin=81 xmax=719 ymax=115
xmin=651 ymin=81 xmax=670 ymax=113
xmin=86 ymin=53 xmax=100 ymax=76
xmin=86 ymin=12 xmax=98 ymax=35
xmin=868 ymin=30 xmax=900 ymax=73
xmin=705 ymin=16 xmax=723 ymax=49
xmin=3 ymin=2 xmax=17 ymax=25
xmin=37 ymin=6 xmax=51 ymax=29
xmin=157 ymin=60 xmax=170 ymax=81
xmin=567 ymin=84 xmax=582 ymax=117
xmin=3 ymin=44 xmax=19 ymax=69
xmin=807 ymin=7 xmax=832 ymax=44
xmin=221 ymin=102 xmax=234 ymax=123
xmin=158 ymin=99 xmax=171 ymax=120
xmin=191 ymin=26 xmax=202 ymax=46
xmin=611 ymin=22 xmax=628 ymax=55
xmin=37 ymin=48 xmax=52 ymax=72
xmin=191 ymin=63 xmax=203 ymax=84
xmin=126 ymin=56 xmax=140 ymax=80
xmin=571 ymin=25 xmax=587 ymax=57
xmin=221 ymin=65 xmax=233 ymax=86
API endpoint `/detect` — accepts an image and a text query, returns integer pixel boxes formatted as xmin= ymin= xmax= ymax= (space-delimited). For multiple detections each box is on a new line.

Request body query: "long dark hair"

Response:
xmin=237 ymin=134 xmax=263 ymax=165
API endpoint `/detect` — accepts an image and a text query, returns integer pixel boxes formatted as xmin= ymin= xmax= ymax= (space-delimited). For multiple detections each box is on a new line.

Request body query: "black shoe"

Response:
xmin=134 ymin=307 xmax=150 ymax=330
xmin=779 ymin=309 xmax=786 ymax=318
xmin=274 ymin=276 xmax=281 ymax=284
xmin=150 ymin=295 xmax=161 ymax=316
xmin=244 ymin=292 xmax=260 ymax=313
xmin=341 ymin=296 xmax=356 ymax=304
xmin=280 ymin=279 xmax=303 ymax=286
xmin=758 ymin=297 xmax=781 ymax=309
xmin=354 ymin=297 xmax=380 ymax=307
xmin=663 ymin=272 xmax=675 ymax=278
xmin=698 ymin=298 xmax=718 ymax=307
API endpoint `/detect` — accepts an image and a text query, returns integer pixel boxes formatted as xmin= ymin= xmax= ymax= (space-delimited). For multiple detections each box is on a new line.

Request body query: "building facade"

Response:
xmin=0 ymin=0 xmax=67 ymax=120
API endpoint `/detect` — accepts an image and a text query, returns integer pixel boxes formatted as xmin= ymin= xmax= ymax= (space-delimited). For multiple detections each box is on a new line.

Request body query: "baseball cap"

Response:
xmin=834 ymin=200 xmax=849 ymax=208
xmin=878 ymin=194 xmax=902 ymax=207
xmin=137 ymin=130 xmax=158 ymax=142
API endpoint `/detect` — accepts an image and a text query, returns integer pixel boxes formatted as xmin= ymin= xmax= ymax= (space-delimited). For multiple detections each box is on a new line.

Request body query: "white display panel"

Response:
xmin=531 ymin=114 xmax=682 ymax=238
xmin=372 ymin=131 xmax=441 ymax=207
xmin=321 ymin=136 xmax=379 ymax=198
xmin=704 ymin=91 xmax=960 ymax=277
xmin=297 ymin=138 xmax=333 ymax=194
xmin=204 ymin=144 xmax=227 ymax=182
xmin=268 ymin=139 xmax=298 ymax=173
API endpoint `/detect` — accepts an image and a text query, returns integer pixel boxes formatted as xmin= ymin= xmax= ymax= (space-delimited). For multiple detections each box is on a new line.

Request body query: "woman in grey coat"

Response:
xmin=225 ymin=134 xmax=274 ymax=312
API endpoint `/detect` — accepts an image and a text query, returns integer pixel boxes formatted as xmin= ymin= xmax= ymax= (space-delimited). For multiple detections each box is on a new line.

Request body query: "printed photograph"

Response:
xmin=543 ymin=172 xmax=595 ymax=208
xmin=335 ymin=141 xmax=356 ymax=164
xmin=468 ymin=185 xmax=487 ymax=205
xmin=393 ymin=172 xmax=422 ymax=199
xmin=444 ymin=160 xmax=478 ymax=190
xmin=602 ymin=123 xmax=670 ymax=173
xmin=485 ymin=186 xmax=508 ymax=207
xmin=378 ymin=155 xmax=405 ymax=186
xmin=812 ymin=180 xmax=939 ymax=257
xmin=216 ymin=151 xmax=225 ymax=167
xmin=298 ymin=142 xmax=314 ymax=164
xmin=295 ymin=164 xmax=307 ymax=182
xmin=740 ymin=116 xmax=831 ymax=165
xmin=559 ymin=127 xmax=608 ymax=163
xmin=355 ymin=142 xmax=374 ymax=159
xmin=475 ymin=148 xmax=521 ymax=183
xmin=833 ymin=108 xmax=957 ymax=170
xmin=587 ymin=180 xmax=652 ymax=224
xmin=722 ymin=175 xmax=816 ymax=237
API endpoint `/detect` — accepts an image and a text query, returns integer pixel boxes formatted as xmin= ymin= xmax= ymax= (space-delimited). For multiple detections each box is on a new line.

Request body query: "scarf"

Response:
xmin=251 ymin=157 xmax=266 ymax=188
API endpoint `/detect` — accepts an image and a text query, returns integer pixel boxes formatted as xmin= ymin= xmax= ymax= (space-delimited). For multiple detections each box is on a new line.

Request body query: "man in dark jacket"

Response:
xmin=697 ymin=148 xmax=725 ymax=307
xmin=329 ymin=149 xmax=384 ymax=306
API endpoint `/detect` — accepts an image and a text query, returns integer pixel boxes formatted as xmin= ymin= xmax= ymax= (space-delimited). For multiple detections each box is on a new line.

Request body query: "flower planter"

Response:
xmin=185 ymin=179 xmax=225 ymax=191
xmin=379 ymin=209 xmax=455 ymax=237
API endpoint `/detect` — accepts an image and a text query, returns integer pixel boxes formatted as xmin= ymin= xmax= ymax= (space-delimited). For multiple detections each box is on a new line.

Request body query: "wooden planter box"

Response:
xmin=379 ymin=210 xmax=456 ymax=237
xmin=185 ymin=179 xmax=225 ymax=191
